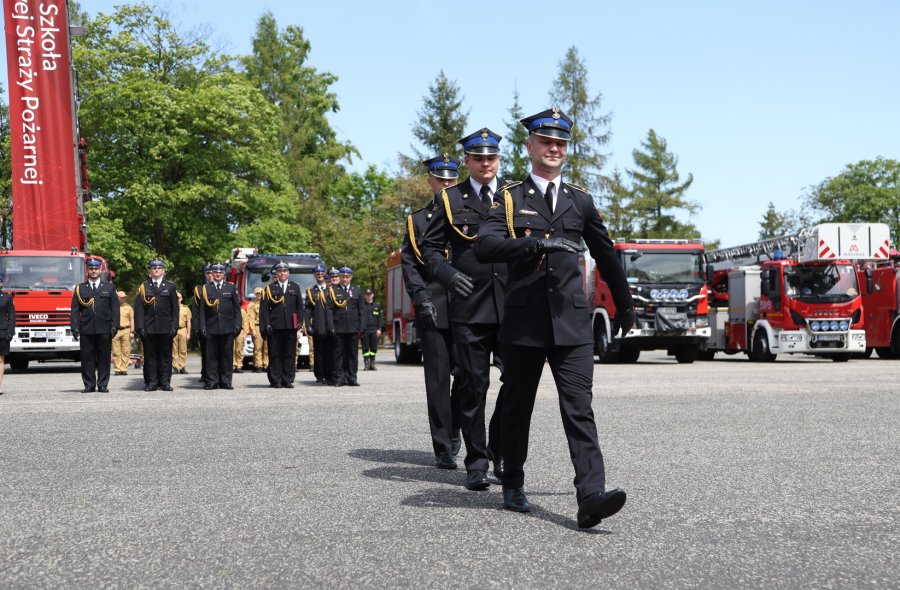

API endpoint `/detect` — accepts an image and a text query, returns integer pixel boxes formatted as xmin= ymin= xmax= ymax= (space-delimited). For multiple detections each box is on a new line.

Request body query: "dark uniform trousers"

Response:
xmin=361 ymin=330 xmax=379 ymax=358
xmin=199 ymin=283 xmax=242 ymax=388
xmin=261 ymin=281 xmax=302 ymax=387
xmin=420 ymin=180 xmax=509 ymax=471
xmin=334 ymin=332 xmax=358 ymax=385
xmin=72 ymin=282 xmax=119 ymax=391
xmin=305 ymin=285 xmax=333 ymax=383
xmin=474 ymin=177 xmax=634 ymax=500
xmin=134 ymin=280 xmax=179 ymax=389
xmin=402 ymin=204 xmax=462 ymax=456
xmin=192 ymin=284 xmax=208 ymax=382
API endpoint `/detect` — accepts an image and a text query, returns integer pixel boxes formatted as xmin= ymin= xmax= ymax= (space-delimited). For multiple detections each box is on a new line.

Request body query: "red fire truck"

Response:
xmin=227 ymin=248 xmax=323 ymax=368
xmin=704 ymin=223 xmax=890 ymax=362
xmin=591 ymin=239 xmax=710 ymax=364
xmin=857 ymin=250 xmax=900 ymax=359
xmin=384 ymin=249 xmax=421 ymax=363
xmin=1 ymin=0 xmax=107 ymax=371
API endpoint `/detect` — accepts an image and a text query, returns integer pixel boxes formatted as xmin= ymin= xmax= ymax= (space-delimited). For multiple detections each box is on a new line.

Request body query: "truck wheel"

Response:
xmin=830 ymin=354 xmax=850 ymax=362
xmin=674 ymin=346 xmax=699 ymax=364
xmin=697 ymin=350 xmax=716 ymax=361
xmin=751 ymin=331 xmax=776 ymax=362
xmin=9 ymin=357 xmax=28 ymax=371
xmin=874 ymin=347 xmax=894 ymax=359
xmin=618 ymin=345 xmax=640 ymax=364
xmin=594 ymin=324 xmax=618 ymax=364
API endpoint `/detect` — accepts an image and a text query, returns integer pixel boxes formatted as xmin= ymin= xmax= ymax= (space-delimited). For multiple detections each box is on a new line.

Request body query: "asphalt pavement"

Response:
xmin=0 ymin=350 xmax=897 ymax=588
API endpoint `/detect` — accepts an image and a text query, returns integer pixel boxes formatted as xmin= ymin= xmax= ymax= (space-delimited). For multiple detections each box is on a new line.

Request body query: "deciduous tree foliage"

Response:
xmin=74 ymin=4 xmax=294 ymax=290
xmin=803 ymin=158 xmax=900 ymax=242
xmin=628 ymin=129 xmax=699 ymax=239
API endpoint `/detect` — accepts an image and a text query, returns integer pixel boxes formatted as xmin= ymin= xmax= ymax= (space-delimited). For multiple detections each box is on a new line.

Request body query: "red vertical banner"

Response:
xmin=4 ymin=0 xmax=81 ymax=251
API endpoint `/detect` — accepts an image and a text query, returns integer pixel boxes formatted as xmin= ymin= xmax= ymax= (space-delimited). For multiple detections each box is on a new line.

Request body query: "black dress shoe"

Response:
xmin=348 ymin=382 xmax=359 ymax=387
xmin=435 ymin=452 xmax=457 ymax=470
xmin=160 ymin=385 xmax=173 ymax=391
xmin=254 ymin=368 xmax=263 ymax=373
xmin=503 ymin=487 xmax=531 ymax=513
xmin=577 ymin=488 xmax=627 ymax=529
xmin=271 ymin=383 xmax=282 ymax=389
xmin=180 ymin=368 xmax=188 ymax=374
xmin=144 ymin=386 xmax=157 ymax=392
xmin=98 ymin=387 xmax=109 ymax=393
xmin=81 ymin=388 xmax=95 ymax=393
xmin=203 ymin=384 xmax=215 ymax=390
xmin=465 ymin=469 xmax=490 ymax=491
xmin=233 ymin=368 xmax=243 ymax=373
xmin=487 ymin=447 xmax=504 ymax=479
xmin=283 ymin=383 xmax=294 ymax=389
xmin=220 ymin=385 xmax=233 ymax=390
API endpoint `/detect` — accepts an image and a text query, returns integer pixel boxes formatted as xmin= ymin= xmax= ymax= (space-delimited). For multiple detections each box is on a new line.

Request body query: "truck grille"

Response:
xmin=16 ymin=311 xmax=71 ymax=326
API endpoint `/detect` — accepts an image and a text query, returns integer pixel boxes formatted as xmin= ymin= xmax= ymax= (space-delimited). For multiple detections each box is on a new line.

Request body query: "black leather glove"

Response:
xmin=617 ymin=308 xmax=636 ymax=336
xmin=534 ymin=237 xmax=584 ymax=255
xmin=169 ymin=328 xmax=177 ymax=338
xmin=137 ymin=329 xmax=147 ymax=339
xmin=448 ymin=272 xmax=474 ymax=298
xmin=415 ymin=300 xmax=438 ymax=331
xmin=72 ymin=330 xmax=79 ymax=341
xmin=111 ymin=326 xmax=118 ymax=336
xmin=328 ymin=329 xmax=336 ymax=337
xmin=234 ymin=328 xmax=242 ymax=338
xmin=200 ymin=329 xmax=207 ymax=338
xmin=4 ymin=333 xmax=12 ymax=342
xmin=265 ymin=325 xmax=274 ymax=337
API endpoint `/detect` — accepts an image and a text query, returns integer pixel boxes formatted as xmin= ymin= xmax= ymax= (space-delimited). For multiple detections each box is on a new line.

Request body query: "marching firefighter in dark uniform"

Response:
xmin=260 ymin=261 xmax=303 ymax=388
xmin=304 ymin=264 xmax=334 ymax=384
xmin=134 ymin=259 xmax=179 ymax=392
xmin=421 ymin=127 xmax=509 ymax=491
xmin=71 ymin=258 xmax=120 ymax=393
xmin=191 ymin=263 xmax=214 ymax=383
xmin=0 ymin=273 xmax=14 ymax=395
xmin=474 ymin=108 xmax=636 ymax=527
xmin=331 ymin=267 xmax=363 ymax=386
xmin=198 ymin=262 xmax=242 ymax=390
xmin=401 ymin=154 xmax=463 ymax=469
xmin=360 ymin=289 xmax=383 ymax=370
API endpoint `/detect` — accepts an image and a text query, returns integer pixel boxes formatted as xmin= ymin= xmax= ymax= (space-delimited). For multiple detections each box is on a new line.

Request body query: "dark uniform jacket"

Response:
xmin=331 ymin=284 xmax=363 ymax=333
xmin=400 ymin=203 xmax=452 ymax=331
xmin=421 ymin=177 xmax=508 ymax=324
xmin=474 ymin=177 xmax=633 ymax=347
xmin=197 ymin=282 xmax=242 ymax=335
xmin=0 ymin=290 xmax=16 ymax=339
xmin=259 ymin=281 xmax=302 ymax=331
xmin=71 ymin=281 xmax=120 ymax=335
xmin=304 ymin=284 xmax=334 ymax=336
xmin=134 ymin=279 xmax=179 ymax=335
xmin=361 ymin=300 xmax=384 ymax=332
xmin=190 ymin=282 xmax=209 ymax=335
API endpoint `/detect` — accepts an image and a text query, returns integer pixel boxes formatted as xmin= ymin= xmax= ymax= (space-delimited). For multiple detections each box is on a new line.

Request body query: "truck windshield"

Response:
xmin=244 ymin=270 xmax=317 ymax=300
xmin=784 ymin=263 xmax=859 ymax=303
xmin=0 ymin=255 xmax=85 ymax=289
xmin=621 ymin=251 xmax=704 ymax=285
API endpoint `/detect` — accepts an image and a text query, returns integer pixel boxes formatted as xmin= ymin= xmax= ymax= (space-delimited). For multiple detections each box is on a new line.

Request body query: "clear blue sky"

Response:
xmin=4 ymin=0 xmax=899 ymax=245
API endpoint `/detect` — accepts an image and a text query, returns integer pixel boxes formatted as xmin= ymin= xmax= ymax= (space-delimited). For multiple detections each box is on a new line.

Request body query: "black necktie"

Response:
xmin=479 ymin=184 xmax=491 ymax=207
xmin=545 ymin=182 xmax=555 ymax=214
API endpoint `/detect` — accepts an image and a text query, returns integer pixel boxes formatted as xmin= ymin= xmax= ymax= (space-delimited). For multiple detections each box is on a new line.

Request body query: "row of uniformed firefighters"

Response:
xmin=66 ymin=259 xmax=383 ymax=393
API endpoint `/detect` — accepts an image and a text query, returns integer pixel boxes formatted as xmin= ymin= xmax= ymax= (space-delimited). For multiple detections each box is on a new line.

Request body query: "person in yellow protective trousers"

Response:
xmin=172 ymin=292 xmax=192 ymax=374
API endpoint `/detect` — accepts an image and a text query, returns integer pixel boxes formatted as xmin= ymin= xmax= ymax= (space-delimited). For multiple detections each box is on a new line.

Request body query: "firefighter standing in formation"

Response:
xmin=71 ymin=257 xmax=120 ymax=393
xmin=198 ymin=262 xmax=242 ymax=390
xmin=260 ymin=261 xmax=303 ymax=388
xmin=331 ymin=267 xmax=363 ymax=387
xmin=401 ymin=154 xmax=464 ymax=469
xmin=172 ymin=291 xmax=191 ymax=374
xmin=191 ymin=263 xmax=214 ymax=383
xmin=0 ymin=273 xmax=14 ymax=395
xmin=113 ymin=290 xmax=134 ymax=376
xmin=360 ymin=288 xmax=383 ymax=370
xmin=421 ymin=127 xmax=509 ymax=491
xmin=474 ymin=107 xmax=636 ymax=527
xmin=247 ymin=287 xmax=268 ymax=373
xmin=134 ymin=259 xmax=179 ymax=392
xmin=305 ymin=265 xmax=334 ymax=384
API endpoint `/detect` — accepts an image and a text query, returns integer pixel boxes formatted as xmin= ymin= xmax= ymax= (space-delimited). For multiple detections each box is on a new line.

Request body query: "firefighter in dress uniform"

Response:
xmin=247 ymin=287 xmax=268 ymax=372
xmin=331 ymin=267 xmax=363 ymax=386
xmin=0 ymin=273 xmax=16 ymax=395
xmin=113 ymin=290 xmax=134 ymax=375
xmin=198 ymin=262 xmax=242 ymax=390
xmin=134 ymin=259 xmax=179 ymax=392
xmin=304 ymin=265 xmax=334 ymax=383
xmin=191 ymin=263 xmax=215 ymax=383
xmin=71 ymin=257 xmax=120 ymax=393
xmin=421 ymin=127 xmax=510 ymax=491
xmin=360 ymin=289 xmax=383 ymax=370
xmin=259 ymin=261 xmax=303 ymax=388
xmin=401 ymin=154 xmax=464 ymax=469
xmin=473 ymin=108 xmax=636 ymax=527
xmin=172 ymin=292 xmax=191 ymax=374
